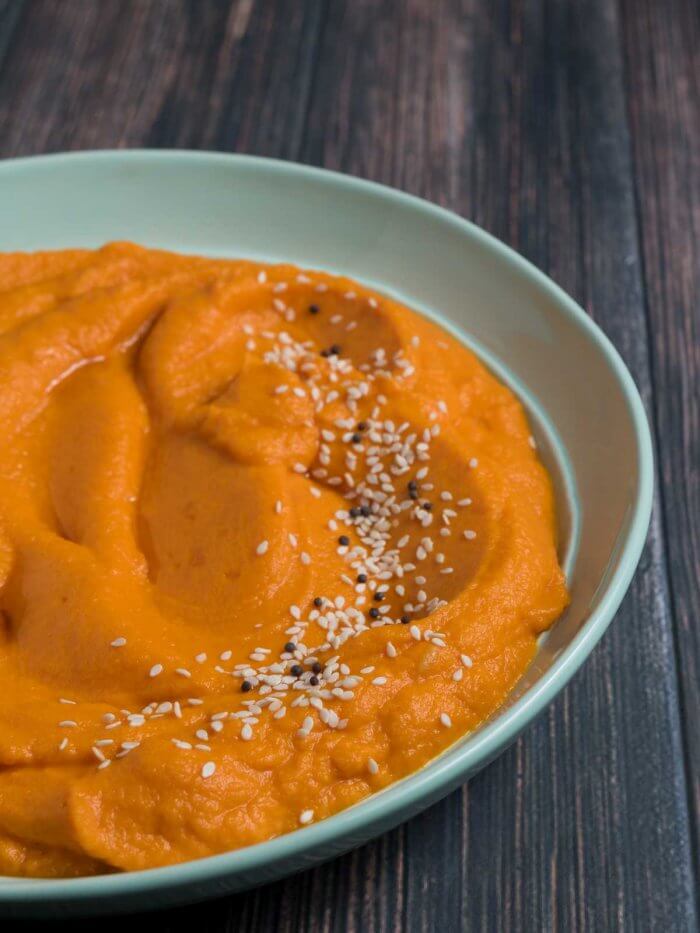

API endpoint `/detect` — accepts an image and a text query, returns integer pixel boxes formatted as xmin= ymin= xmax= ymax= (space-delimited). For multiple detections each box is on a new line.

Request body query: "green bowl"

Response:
xmin=0 ymin=151 xmax=653 ymax=916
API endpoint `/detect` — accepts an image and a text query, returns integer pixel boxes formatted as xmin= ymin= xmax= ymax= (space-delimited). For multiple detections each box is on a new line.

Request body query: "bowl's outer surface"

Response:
xmin=0 ymin=151 xmax=653 ymax=916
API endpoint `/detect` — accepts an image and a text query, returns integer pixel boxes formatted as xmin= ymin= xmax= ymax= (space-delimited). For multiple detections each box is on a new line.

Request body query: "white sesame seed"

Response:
xmin=386 ymin=642 xmax=397 ymax=658
xmin=59 ymin=720 xmax=77 ymax=727
xmin=58 ymin=737 xmax=69 ymax=750
xmin=468 ymin=457 xmax=478 ymax=468
xmin=110 ymin=637 xmax=126 ymax=647
xmin=410 ymin=625 xmax=421 ymax=641
xmin=149 ymin=664 xmax=163 ymax=678
xmin=299 ymin=809 xmax=314 ymax=825
xmin=256 ymin=540 xmax=269 ymax=555
xmin=300 ymin=551 xmax=311 ymax=565
xmin=195 ymin=653 xmax=207 ymax=663
xmin=201 ymin=761 xmax=216 ymax=779
xmin=241 ymin=724 xmax=253 ymax=741
xmin=372 ymin=676 xmax=387 ymax=686
xmin=97 ymin=759 xmax=111 ymax=770
xmin=176 ymin=668 xmax=192 ymax=678
xmin=440 ymin=712 xmax=452 ymax=728
xmin=367 ymin=757 xmax=379 ymax=775
xmin=275 ymin=500 xmax=284 ymax=513
xmin=453 ymin=668 xmax=464 ymax=682
xmin=461 ymin=654 xmax=474 ymax=667
xmin=463 ymin=530 xmax=477 ymax=540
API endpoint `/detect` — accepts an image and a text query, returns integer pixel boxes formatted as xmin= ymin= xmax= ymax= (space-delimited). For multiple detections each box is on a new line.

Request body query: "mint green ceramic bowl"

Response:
xmin=0 ymin=151 xmax=653 ymax=917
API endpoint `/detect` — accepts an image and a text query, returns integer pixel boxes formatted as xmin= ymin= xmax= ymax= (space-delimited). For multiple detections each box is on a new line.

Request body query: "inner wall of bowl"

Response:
xmin=1 ymin=153 xmax=640 ymax=716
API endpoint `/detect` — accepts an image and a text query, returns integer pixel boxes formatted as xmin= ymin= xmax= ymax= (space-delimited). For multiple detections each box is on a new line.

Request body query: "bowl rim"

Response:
xmin=0 ymin=149 xmax=654 ymax=905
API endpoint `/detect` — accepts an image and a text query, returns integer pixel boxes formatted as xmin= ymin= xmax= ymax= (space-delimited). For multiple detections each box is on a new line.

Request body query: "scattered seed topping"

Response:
xmin=299 ymin=809 xmax=314 ymax=825
xmin=201 ymin=761 xmax=216 ymax=779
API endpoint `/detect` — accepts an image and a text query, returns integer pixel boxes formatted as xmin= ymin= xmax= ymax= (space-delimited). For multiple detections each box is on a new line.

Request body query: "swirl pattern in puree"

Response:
xmin=0 ymin=243 xmax=568 ymax=877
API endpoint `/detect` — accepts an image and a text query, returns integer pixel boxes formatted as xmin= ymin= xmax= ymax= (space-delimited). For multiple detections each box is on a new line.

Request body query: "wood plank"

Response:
xmin=0 ymin=0 xmax=325 ymax=158
xmin=619 ymin=0 xmax=700 ymax=871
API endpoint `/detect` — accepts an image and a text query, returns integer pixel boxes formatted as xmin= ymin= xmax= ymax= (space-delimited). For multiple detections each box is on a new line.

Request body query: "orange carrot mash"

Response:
xmin=0 ymin=243 xmax=568 ymax=877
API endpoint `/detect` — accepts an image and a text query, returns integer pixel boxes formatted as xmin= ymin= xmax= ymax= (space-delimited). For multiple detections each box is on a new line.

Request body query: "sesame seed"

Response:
xmin=195 ymin=652 xmax=207 ymax=663
xmin=256 ymin=540 xmax=269 ymax=555
xmin=110 ymin=637 xmax=126 ymax=648
xmin=149 ymin=664 xmax=163 ymax=678
xmin=201 ymin=761 xmax=216 ymax=779
xmin=241 ymin=724 xmax=253 ymax=741
xmin=461 ymin=654 xmax=473 ymax=667
xmin=410 ymin=625 xmax=421 ymax=640
xmin=386 ymin=642 xmax=397 ymax=658
xmin=468 ymin=457 xmax=478 ymax=468
xmin=453 ymin=668 xmax=463 ymax=682
xmin=440 ymin=713 xmax=452 ymax=728
xmin=58 ymin=737 xmax=69 ymax=750
xmin=463 ymin=530 xmax=477 ymax=540
xmin=59 ymin=720 xmax=77 ymax=727
xmin=367 ymin=757 xmax=379 ymax=775
xmin=299 ymin=809 xmax=314 ymax=825
xmin=372 ymin=676 xmax=387 ymax=685
xmin=97 ymin=759 xmax=112 ymax=770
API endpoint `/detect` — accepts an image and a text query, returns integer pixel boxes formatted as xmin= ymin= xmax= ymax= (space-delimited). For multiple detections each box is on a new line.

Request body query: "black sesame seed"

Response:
xmin=422 ymin=501 xmax=433 ymax=511
xmin=320 ymin=348 xmax=331 ymax=358
xmin=356 ymin=573 xmax=367 ymax=583
xmin=357 ymin=421 xmax=368 ymax=431
xmin=308 ymin=304 xmax=320 ymax=315
xmin=400 ymin=615 xmax=410 ymax=624
xmin=313 ymin=596 xmax=323 ymax=607
xmin=369 ymin=607 xmax=380 ymax=619
xmin=338 ymin=535 xmax=350 ymax=546
xmin=408 ymin=480 xmax=418 ymax=490
xmin=351 ymin=433 xmax=362 ymax=444
xmin=309 ymin=675 xmax=319 ymax=686
xmin=284 ymin=642 xmax=296 ymax=653
xmin=330 ymin=344 xmax=341 ymax=355
xmin=374 ymin=591 xmax=385 ymax=601
xmin=349 ymin=507 xmax=361 ymax=519
xmin=409 ymin=489 xmax=419 ymax=500
xmin=360 ymin=505 xmax=371 ymax=517
xmin=311 ymin=661 xmax=322 ymax=674
xmin=241 ymin=680 xmax=252 ymax=692
xmin=290 ymin=664 xmax=304 ymax=677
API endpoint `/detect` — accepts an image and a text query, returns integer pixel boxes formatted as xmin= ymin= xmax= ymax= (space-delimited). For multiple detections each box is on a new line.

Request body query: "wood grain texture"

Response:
xmin=0 ymin=1 xmax=698 ymax=930
xmin=619 ymin=0 xmax=700 ymax=873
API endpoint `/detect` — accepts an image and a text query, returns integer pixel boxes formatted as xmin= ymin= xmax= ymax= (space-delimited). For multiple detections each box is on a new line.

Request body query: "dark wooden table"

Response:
xmin=1 ymin=1 xmax=698 ymax=930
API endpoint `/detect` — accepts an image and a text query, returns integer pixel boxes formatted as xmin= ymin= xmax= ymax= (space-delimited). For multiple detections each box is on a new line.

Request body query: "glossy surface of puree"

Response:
xmin=0 ymin=244 xmax=568 ymax=877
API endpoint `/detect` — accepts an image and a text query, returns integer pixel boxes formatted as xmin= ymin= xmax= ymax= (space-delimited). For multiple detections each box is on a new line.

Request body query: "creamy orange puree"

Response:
xmin=0 ymin=243 xmax=568 ymax=877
